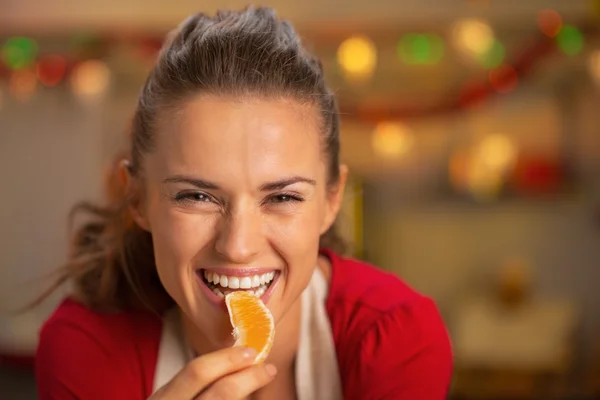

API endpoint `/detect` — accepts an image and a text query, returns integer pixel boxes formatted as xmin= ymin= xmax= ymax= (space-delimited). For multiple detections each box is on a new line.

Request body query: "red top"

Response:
xmin=35 ymin=249 xmax=453 ymax=399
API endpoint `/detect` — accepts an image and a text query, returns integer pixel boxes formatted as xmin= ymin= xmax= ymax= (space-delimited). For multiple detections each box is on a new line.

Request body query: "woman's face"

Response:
xmin=133 ymin=96 xmax=345 ymax=348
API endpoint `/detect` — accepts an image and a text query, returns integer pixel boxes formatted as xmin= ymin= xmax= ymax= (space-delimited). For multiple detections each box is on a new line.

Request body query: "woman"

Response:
xmin=35 ymin=7 xmax=452 ymax=400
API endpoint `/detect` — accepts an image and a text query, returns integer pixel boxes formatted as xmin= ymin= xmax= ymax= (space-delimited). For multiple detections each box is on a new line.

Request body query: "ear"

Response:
xmin=121 ymin=160 xmax=151 ymax=232
xmin=320 ymin=164 xmax=349 ymax=235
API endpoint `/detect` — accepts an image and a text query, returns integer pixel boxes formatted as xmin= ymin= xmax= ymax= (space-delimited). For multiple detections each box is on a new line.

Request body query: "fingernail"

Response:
xmin=265 ymin=364 xmax=277 ymax=377
xmin=241 ymin=347 xmax=257 ymax=360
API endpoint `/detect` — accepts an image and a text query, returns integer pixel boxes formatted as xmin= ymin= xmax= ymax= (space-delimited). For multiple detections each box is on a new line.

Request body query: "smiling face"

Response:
xmin=131 ymin=96 xmax=345 ymax=350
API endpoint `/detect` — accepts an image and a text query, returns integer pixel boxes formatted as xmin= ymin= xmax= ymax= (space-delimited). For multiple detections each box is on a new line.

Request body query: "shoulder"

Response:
xmin=324 ymin=248 xmax=435 ymax=324
xmin=38 ymin=298 xmax=162 ymax=358
xmin=323 ymin=248 xmax=448 ymax=344
xmin=322 ymin=249 xmax=453 ymax=399
xmin=35 ymin=298 xmax=162 ymax=400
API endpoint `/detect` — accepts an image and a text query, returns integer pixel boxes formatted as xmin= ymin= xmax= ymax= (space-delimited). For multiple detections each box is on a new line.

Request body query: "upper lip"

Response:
xmin=199 ymin=267 xmax=279 ymax=277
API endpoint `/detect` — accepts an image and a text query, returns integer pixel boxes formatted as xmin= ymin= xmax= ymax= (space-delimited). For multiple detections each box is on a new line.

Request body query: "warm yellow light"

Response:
xmin=371 ymin=122 xmax=414 ymax=159
xmin=452 ymin=18 xmax=494 ymax=56
xmin=70 ymin=60 xmax=111 ymax=100
xmin=476 ymin=133 xmax=518 ymax=172
xmin=468 ymin=166 xmax=504 ymax=201
xmin=449 ymin=134 xmax=518 ymax=201
xmin=337 ymin=35 xmax=377 ymax=79
xmin=588 ymin=50 xmax=600 ymax=85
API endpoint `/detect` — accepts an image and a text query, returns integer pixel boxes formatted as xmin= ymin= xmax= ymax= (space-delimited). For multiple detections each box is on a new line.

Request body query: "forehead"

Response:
xmin=149 ymin=96 xmax=324 ymax=182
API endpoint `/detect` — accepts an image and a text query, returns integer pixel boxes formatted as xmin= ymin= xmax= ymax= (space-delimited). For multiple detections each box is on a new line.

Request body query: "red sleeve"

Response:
xmin=35 ymin=319 xmax=143 ymax=400
xmin=345 ymin=297 xmax=453 ymax=400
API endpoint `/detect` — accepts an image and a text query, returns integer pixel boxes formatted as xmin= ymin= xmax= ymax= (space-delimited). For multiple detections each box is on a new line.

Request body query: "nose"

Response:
xmin=214 ymin=205 xmax=262 ymax=264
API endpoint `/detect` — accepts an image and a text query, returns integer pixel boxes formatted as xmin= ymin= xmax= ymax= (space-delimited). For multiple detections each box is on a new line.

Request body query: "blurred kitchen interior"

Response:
xmin=1 ymin=0 xmax=600 ymax=398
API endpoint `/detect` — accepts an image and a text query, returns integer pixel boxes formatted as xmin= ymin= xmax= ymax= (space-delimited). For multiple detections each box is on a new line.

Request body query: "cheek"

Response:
xmin=266 ymin=201 xmax=325 ymax=260
xmin=146 ymin=194 xmax=217 ymax=276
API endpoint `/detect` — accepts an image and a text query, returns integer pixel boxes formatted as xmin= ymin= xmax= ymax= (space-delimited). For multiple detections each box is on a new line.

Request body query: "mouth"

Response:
xmin=198 ymin=269 xmax=279 ymax=301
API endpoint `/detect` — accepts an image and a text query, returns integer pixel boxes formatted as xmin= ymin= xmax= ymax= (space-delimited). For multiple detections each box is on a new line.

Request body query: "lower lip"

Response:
xmin=195 ymin=271 xmax=280 ymax=309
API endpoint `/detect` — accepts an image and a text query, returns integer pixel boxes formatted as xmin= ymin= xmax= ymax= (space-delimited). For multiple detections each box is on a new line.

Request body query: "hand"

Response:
xmin=149 ymin=346 xmax=277 ymax=399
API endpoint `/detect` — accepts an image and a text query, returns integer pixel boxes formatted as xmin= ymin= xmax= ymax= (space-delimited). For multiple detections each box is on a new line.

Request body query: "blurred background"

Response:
xmin=1 ymin=0 xmax=600 ymax=398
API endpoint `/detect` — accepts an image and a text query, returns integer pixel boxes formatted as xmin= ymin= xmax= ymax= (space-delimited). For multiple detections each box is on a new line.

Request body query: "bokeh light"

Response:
xmin=337 ymin=35 xmax=377 ymax=80
xmin=468 ymin=166 xmax=504 ymax=200
xmin=477 ymin=39 xmax=505 ymax=69
xmin=371 ymin=122 xmax=414 ymax=159
xmin=449 ymin=149 xmax=470 ymax=189
xmin=70 ymin=60 xmax=111 ymax=100
xmin=477 ymin=134 xmax=518 ymax=172
xmin=449 ymin=134 xmax=518 ymax=201
xmin=398 ymin=34 xmax=445 ymax=65
xmin=1 ymin=37 xmax=38 ymax=70
xmin=537 ymin=9 xmax=563 ymax=38
xmin=588 ymin=50 xmax=600 ymax=85
xmin=452 ymin=18 xmax=495 ymax=56
xmin=36 ymin=55 xmax=68 ymax=87
xmin=9 ymin=69 xmax=38 ymax=102
xmin=489 ymin=64 xmax=519 ymax=93
xmin=70 ymin=33 xmax=104 ymax=59
xmin=556 ymin=25 xmax=584 ymax=56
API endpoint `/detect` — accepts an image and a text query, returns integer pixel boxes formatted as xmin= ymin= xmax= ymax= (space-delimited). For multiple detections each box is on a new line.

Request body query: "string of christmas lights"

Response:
xmin=0 ymin=10 xmax=597 ymax=115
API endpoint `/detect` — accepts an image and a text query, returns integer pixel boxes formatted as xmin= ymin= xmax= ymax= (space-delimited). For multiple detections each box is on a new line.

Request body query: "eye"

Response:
xmin=268 ymin=193 xmax=304 ymax=204
xmin=174 ymin=191 xmax=214 ymax=204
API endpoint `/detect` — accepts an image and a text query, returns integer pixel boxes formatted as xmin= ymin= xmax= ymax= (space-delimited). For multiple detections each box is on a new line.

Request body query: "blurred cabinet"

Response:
xmin=451 ymin=298 xmax=578 ymax=399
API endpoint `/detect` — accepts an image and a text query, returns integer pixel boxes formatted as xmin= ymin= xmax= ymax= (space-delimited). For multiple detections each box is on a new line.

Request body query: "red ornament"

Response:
xmin=511 ymin=156 xmax=564 ymax=195
xmin=36 ymin=55 xmax=67 ymax=87
xmin=537 ymin=9 xmax=563 ymax=38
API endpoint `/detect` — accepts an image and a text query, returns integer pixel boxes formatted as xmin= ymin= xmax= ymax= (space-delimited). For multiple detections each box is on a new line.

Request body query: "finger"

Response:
xmin=155 ymin=346 xmax=257 ymax=399
xmin=198 ymin=363 xmax=277 ymax=400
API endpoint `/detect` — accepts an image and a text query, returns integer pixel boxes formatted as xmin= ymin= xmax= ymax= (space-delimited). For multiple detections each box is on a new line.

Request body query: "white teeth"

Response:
xmin=219 ymin=275 xmax=228 ymax=288
xmin=204 ymin=271 xmax=277 ymax=290
xmin=259 ymin=272 xmax=275 ymax=285
xmin=255 ymin=285 xmax=267 ymax=297
xmin=228 ymin=276 xmax=240 ymax=289
xmin=239 ymin=277 xmax=252 ymax=289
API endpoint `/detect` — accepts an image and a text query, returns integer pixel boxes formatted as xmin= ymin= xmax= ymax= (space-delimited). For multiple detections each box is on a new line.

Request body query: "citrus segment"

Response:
xmin=225 ymin=291 xmax=275 ymax=363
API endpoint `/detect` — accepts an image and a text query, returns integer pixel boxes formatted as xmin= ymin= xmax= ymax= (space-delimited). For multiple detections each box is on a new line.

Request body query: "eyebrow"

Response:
xmin=163 ymin=176 xmax=220 ymax=189
xmin=259 ymin=176 xmax=316 ymax=191
xmin=163 ymin=175 xmax=316 ymax=191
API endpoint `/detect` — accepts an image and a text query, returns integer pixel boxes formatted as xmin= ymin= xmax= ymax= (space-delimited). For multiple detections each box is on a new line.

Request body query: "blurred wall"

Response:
xmin=0 ymin=93 xmax=107 ymax=351
xmin=1 ymin=0 xmax=591 ymax=32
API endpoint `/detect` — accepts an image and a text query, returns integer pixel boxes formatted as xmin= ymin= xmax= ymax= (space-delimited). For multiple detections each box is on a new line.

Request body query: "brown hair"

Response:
xmin=33 ymin=7 xmax=345 ymax=314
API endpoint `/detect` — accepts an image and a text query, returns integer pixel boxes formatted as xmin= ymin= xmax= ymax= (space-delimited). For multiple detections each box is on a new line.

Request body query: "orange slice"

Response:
xmin=225 ymin=291 xmax=275 ymax=363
